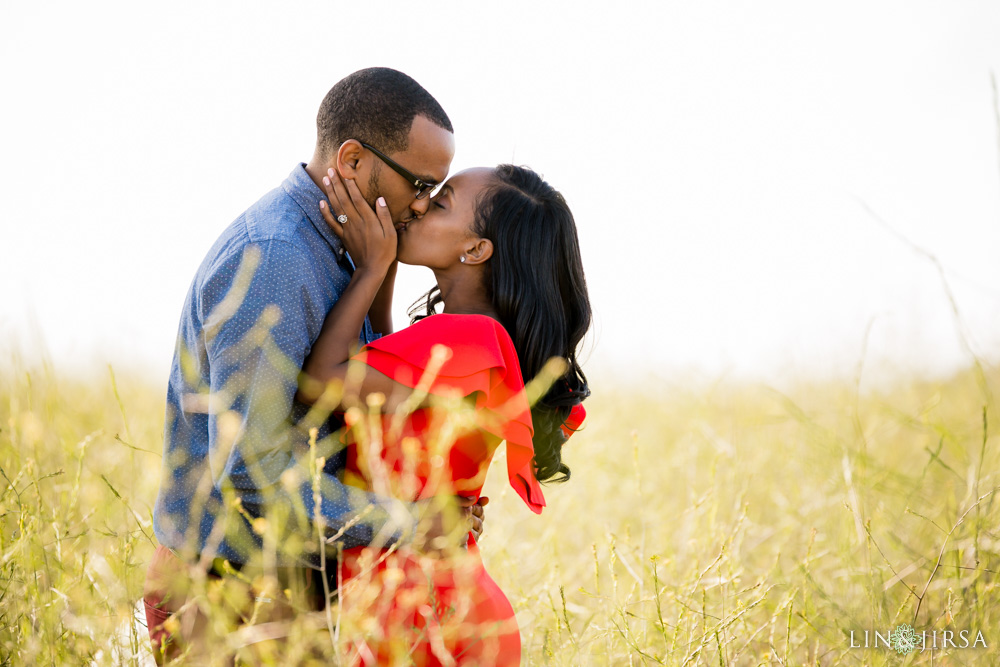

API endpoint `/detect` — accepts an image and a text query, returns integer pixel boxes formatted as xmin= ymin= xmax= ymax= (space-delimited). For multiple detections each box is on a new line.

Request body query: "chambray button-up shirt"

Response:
xmin=153 ymin=164 xmax=410 ymax=566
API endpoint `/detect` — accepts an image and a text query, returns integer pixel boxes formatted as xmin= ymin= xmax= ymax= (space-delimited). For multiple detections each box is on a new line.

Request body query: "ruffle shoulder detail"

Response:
xmin=353 ymin=314 xmax=545 ymax=513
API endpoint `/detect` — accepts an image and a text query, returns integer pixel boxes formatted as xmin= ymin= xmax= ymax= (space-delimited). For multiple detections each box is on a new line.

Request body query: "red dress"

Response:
xmin=337 ymin=313 xmax=545 ymax=666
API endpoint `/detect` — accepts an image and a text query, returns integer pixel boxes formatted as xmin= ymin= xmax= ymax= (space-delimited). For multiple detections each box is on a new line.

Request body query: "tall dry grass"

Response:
xmin=1 ymin=357 xmax=998 ymax=665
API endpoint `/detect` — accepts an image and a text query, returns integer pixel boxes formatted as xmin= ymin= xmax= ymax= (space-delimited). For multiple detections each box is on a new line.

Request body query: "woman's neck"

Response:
xmin=435 ymin=271 xmax=498 ymax=319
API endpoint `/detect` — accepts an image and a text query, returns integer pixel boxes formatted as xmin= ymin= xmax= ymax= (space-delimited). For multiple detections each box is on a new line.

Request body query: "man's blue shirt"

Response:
xmin=153 ymin=164 xmax=411 ymax=565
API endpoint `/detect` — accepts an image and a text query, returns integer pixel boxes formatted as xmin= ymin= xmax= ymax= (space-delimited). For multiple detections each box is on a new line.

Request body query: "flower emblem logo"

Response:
xmin=889 ymin=624 xmax=919 ymax=654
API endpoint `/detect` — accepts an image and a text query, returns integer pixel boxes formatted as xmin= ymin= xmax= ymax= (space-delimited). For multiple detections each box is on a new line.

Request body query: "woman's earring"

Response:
xmin=460 ymin=256 xmax=466 ymax=263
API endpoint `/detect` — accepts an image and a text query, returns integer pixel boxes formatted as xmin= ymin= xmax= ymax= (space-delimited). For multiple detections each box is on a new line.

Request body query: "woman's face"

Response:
xmin=395 ymin=167 xmax=494 ymax=269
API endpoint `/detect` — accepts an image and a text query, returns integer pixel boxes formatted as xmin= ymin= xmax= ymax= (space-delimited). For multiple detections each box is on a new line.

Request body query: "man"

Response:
xmin=146 ymin=68 xmax=483 ymax=660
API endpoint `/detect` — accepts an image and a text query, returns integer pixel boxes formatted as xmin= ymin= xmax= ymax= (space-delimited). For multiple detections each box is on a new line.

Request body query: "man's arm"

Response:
xmin=199 ymin=239 xmax=415 ymax=561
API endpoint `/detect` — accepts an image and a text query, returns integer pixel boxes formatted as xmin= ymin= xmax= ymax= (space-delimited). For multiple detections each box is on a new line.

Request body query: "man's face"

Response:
xmin=360 ymin=115 xmax=455 ymax=225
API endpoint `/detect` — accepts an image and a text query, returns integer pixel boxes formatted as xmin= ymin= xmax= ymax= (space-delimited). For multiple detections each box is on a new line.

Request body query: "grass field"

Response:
xmin=1 ymin=359 xmax=998 ymax=665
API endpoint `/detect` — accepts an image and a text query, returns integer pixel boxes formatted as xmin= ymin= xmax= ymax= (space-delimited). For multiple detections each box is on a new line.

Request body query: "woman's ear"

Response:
xmin=463 ymin=238 xmax=494 ymax=266
xmin=334 ymin=140 xmax=365 ymax=179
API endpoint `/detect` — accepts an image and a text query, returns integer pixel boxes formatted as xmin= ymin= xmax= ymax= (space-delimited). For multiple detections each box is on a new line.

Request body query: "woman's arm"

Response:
xmin=300 ymin=265 xmax=386 ymax=384
xmin=297 ymin=170 xmax=403 ymax=407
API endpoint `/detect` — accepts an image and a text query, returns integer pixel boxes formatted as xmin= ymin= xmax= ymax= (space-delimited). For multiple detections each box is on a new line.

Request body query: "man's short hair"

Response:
xmin=316 ymin=67 xmax=453 ymax=158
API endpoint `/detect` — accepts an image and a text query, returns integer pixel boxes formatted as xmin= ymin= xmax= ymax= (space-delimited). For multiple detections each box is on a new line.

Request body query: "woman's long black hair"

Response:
xmin=409 ymin=164 xmax=591 ymax=483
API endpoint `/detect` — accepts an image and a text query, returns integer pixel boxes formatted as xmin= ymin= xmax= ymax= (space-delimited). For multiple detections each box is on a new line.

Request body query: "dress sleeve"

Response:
xmin=352 ymin=315 xmax=546 ymax=514
xmin=561 ymin=403 xmax=587 ymax=440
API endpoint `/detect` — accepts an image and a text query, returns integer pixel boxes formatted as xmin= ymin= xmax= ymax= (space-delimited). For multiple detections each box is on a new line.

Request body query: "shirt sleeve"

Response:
xmin=199 ymin=240 xmax=416 ymax=552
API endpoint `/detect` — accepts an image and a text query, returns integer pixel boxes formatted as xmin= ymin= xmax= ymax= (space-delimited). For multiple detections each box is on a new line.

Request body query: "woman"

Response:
xmin=299 ymin=163 xmax=590 ymax=665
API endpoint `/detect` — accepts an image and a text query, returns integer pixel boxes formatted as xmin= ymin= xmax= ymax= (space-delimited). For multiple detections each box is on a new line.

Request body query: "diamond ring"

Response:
xmin=337 ymin=214 xmax=348 ymax=224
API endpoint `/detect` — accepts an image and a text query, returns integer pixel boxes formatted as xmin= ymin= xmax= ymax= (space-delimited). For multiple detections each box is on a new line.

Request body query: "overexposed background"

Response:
xmin=2 ymin=1 xmax=999 ymax=386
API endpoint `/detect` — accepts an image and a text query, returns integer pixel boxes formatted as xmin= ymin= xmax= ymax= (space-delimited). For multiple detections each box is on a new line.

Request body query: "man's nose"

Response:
xmin=409 ymin=196 xmax=431 ymax=218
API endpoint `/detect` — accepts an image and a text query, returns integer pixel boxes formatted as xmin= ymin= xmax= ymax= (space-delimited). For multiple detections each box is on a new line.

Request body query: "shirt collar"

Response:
xmin=281 ymin=163 xmax=351 ymax=264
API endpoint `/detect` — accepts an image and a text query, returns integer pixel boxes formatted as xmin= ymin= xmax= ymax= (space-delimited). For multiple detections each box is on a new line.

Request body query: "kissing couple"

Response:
xmin=144 ymin=67 xmax=591 ymax=666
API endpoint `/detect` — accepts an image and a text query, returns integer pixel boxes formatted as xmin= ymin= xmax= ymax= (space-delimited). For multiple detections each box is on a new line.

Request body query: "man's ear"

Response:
xmin=463 ymin=238 xmax=494 ymax=266
xmin=334 ymin=140 xmax=365 ymax=179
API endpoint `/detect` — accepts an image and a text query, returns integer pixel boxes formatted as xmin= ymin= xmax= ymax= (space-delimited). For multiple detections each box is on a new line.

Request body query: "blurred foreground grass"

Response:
xmin=1 ymin=360 xmax=998 ymax=665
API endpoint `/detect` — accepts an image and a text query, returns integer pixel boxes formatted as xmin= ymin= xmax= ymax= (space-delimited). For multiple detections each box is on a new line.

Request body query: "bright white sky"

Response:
xmin=2 ymin=1 xmax=999 ymax=385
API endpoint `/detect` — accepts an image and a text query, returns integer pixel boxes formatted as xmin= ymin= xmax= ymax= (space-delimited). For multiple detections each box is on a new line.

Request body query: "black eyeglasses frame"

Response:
xmin=360 ymin=142 xmax=441 ymax=200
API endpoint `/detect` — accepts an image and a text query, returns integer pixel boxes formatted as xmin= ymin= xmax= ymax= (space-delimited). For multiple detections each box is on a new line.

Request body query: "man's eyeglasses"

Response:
xmin=361 ymin=142 xmax=441 ymax=200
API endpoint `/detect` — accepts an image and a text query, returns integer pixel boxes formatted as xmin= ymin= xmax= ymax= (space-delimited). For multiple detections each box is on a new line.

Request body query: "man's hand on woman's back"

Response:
xmin=411 ymin=495 xmax=489 ymax=555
